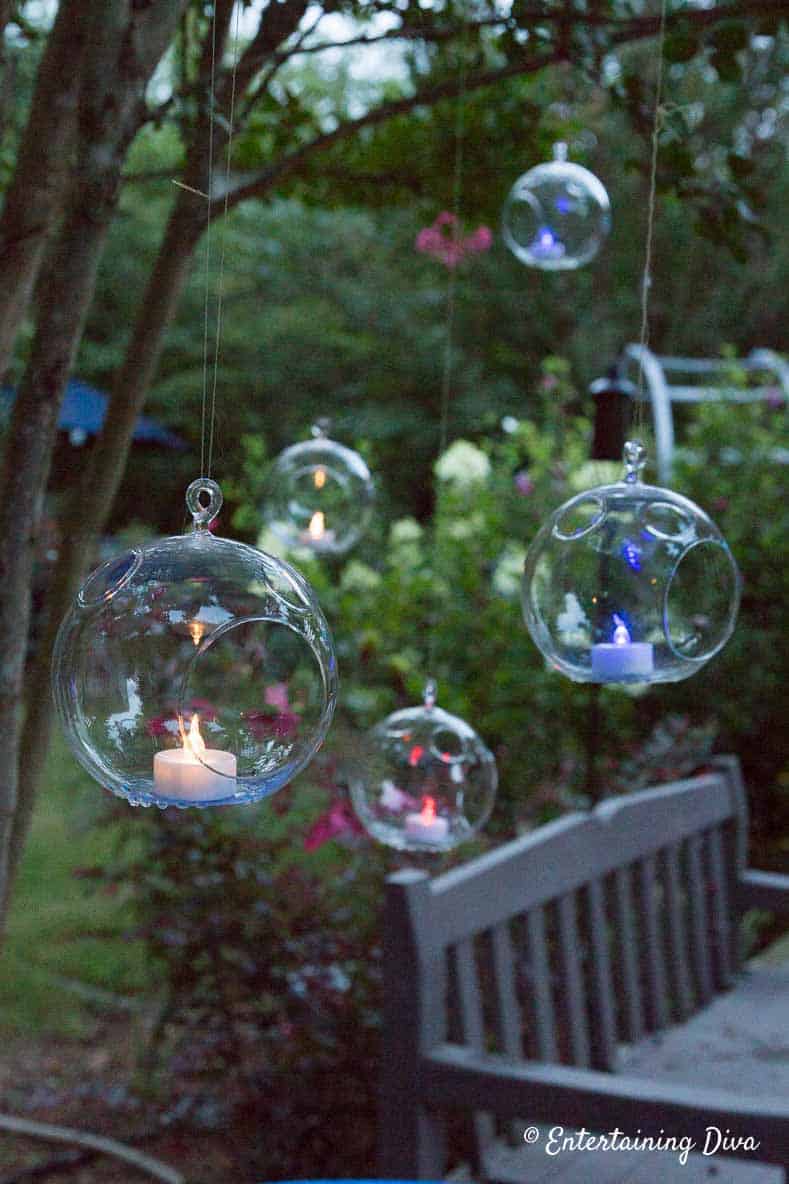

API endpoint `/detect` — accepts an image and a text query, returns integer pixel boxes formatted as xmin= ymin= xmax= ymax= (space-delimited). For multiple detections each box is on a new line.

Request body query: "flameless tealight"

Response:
xmin=502 ymin=142 xmax=611 ymax=271
xmin=521 ymin=441 xmax=740 ymax=684
xmin=263 ymin=421 xmax=374 ymax=556
xmin=52 ymin=479 xmax=338 ymax=807
xmin=349 ymin=680 xmax=497 ymax=852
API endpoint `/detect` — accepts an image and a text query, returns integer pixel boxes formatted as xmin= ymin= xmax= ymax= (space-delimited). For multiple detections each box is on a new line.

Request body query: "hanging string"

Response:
xmin=437 ymin=38 xmax=468 ymax=463
xmin=206 ymin=1 xmax=242 ymax=478
xmin=633 ymin=0 xmax=668 ymax=436
xmin=199 ymin=5 xmax=219 ymax=479
xmin=427 ymin=15 xmax=470 ymax=682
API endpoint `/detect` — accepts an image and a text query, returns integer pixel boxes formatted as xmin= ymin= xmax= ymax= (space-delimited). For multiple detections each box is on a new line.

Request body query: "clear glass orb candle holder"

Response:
xmin=502 ymin=142 xmax=611 ymax=270
xmin=350 ymin=681 xmax=497 ymax=853
xmin=53 ymin=479 xmax=338 ymax=808
xmin=522 ymin=442 xmax=741 ymax=684
xmin=264 ymin=421 xmax=374 ymax=556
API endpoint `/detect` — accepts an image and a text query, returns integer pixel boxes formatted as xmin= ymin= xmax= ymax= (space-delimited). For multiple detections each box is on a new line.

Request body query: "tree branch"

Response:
xmin=218 ymin=0 xmax=785 ymax=213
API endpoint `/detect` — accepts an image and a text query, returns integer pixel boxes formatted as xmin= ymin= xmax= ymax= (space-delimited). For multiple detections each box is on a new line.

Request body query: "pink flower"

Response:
xmin=540 ymin=373 xmax=559 ymax=392
xmin=415 ymin=227 xmax=443 ymax=254
xmin=145 ymin=714 xmax=180 ymax=738
xmin=304 ymin=798 xmax=365 ymax=852
xmin=465 ymin=225 xmax=493 ymax=253
xmin=187 ymin=698 xmax=218 ymax=721
xmin=243 ymin=708 xmax=300 ymax=741
xmin=514 ymin=470 xmax=535 ymax=496
xmin=265 ymin=683 xmax=291 ymax=711
xmin=415 ymin=213 xmax=494 ymax=269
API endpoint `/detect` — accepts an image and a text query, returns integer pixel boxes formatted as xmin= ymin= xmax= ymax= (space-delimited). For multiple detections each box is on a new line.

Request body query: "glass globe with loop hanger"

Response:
xmin=349 ymin=680 xmax=497 ymax=853
xmin=521 ymin=441 xmax=741 ymax=684
xmin=263 ymin=420 xmax=374 ymax=556
xmin=502 ymin=142 xmax=611 ymax=270
xmin=52 ymin=478 xmax=338 ymax=808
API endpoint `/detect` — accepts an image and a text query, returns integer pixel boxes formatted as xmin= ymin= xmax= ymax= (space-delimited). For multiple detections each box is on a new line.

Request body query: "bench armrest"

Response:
xmin=423 ymin=1044 xmax=789 ymax=1169
xmin=739 ymin=869 xmax=789 ymax=914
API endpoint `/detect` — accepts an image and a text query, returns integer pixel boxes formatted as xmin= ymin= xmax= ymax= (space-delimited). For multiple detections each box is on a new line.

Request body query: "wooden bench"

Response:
xmin=379 ymin=757 xmax=789 ymax=1183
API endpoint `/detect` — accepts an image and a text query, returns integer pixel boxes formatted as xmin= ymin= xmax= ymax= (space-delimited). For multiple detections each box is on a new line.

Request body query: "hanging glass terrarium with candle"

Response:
xmin=52 ymin=479 xmax=338 ymax=808
xmin=349 ymin=681 xmax=497 ymax=853
xmin=263 ymin=420 xmax=375 ymax=556
xmin=502 ymin=141 xmax=611 ymax=270
xmin=521 ymin=441 xmax=741 ymax=684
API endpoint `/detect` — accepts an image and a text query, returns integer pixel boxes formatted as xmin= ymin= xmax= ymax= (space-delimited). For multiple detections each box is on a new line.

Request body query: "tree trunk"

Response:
xmin=9 ymin=191 xmax=204 ymax=893
xmin=0 ymin=0 xmax=185 ymax=940
xmin=8 ymin=0 xmax=237 ymax=895
xmin=0 ymin=0 xmax=90 ymax=382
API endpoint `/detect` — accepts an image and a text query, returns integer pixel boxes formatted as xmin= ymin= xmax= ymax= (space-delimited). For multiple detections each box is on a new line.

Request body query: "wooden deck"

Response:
xmin=474 ymin=959 xmax=789 ymax=1183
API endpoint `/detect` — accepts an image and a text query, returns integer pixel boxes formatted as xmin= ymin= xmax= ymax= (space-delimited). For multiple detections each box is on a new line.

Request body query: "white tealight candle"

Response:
xmin=591 ymin=616 xmax=654 ymax=681
xmin=404 ymin=796 xmax=449 ymax=843
xmin=154 ymin=714 xmax=237 ymax=801
xmin=300 ymin=510 xmax=336 ymax=549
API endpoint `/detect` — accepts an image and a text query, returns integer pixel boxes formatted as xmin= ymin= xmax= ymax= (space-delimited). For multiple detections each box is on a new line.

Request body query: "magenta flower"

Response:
xmin=514 ymin=470 xmax=535 ymax=496
xmin=304 ymin=797 xmax=365 ymax=852
xmin=415 ymin=212 xmax=494 ymax=269
xmin=243 ymin=708 xmax=300 ymax=741
xmin=264 ymin=682 xmax=291 ymax=711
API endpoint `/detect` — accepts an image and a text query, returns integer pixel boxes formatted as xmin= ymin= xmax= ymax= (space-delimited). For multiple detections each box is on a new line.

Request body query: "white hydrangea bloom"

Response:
xmin=389 ymin=517 xmax=423 ymax=545
xmin=340 ymin=560 xmax=382 ymax=594
xmin=435 ymin=440 xmax=491 ymax=487
xmin=492 ymin=544 xmax=527 ymax=599
xmin=556 ymin=592 xmax=590 ymax=646
xmin=447 ymin=512 xmax=485 ymax=540
xmin=569 ymin=460 xmax=621 ymax=492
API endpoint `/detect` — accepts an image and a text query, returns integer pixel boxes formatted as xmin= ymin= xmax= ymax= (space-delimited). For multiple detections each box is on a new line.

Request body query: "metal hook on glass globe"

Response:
xmin=502 ymin=139 xmax=611 ymax=271
xmin=52 ymin=478 xmax=338 ymax=809
xmin=349 ymin=680 xmax=497 ymax=853
xmin=262 ymin=420 xmax=375 ymax=557
xmin=521 ymin=441 xmax=741 ymax=684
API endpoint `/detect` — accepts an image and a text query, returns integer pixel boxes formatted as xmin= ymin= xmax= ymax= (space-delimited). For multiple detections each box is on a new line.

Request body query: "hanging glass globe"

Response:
xmin=52 ymin=479 xmax=338 ymax=808
xmin=349 ymin=681 xmax=497 ymax=852
xmin=522 ymin=442 xmax=741 ymax=684
xmin=263 ymin=420 xmax=374 ymax=556
xmin=502 ymin=141 xmax=611 ymax=270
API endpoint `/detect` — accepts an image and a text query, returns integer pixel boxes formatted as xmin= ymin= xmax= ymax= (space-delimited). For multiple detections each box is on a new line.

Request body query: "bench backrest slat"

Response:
xmin=524 ymin=905 xmax=558 ymax=1063
xmin=707 ymin=825 xmax=734 ymax=989
xmin=685 ymin=832 xmax=714 ymax=1004
xmin=585 ymin=878 xmax=619 ymax=1070
xmin=638 ymin=854 xmax=670 ymax=1031
xmin=612 ymin=864 xmax=645 ymax=1043
xmin=556 ymin=892 xmax=591 ymax=1067
xmin=661 ymin=844 xmax=694 ymax=1021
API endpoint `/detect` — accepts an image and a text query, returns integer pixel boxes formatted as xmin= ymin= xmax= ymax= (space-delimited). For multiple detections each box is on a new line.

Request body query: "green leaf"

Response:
xmin=663 ymin=28 xmax=699 ymax=63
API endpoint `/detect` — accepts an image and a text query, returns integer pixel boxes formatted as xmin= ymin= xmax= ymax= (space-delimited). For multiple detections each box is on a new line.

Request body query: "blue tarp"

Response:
xmin=0 ymin=378 xmax=185 ymax=448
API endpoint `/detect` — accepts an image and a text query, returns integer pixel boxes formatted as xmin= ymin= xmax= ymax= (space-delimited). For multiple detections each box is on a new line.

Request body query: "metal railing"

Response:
xmin=620 ymin=346 xmax=788 ymax=484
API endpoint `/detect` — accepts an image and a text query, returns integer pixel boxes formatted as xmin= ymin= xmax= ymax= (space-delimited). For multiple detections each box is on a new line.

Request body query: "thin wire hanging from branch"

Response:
xmin=193 ymin=1 xmax=243 ymax=481
xmin=633 ymin=0 xmax=668 ymax=438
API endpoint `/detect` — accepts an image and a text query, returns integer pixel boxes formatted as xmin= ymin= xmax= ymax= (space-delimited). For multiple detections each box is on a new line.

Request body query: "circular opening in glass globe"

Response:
xmin=555 ymin=494 xmax=607 ymax=540
xmin=264 ymin=435 xmax=374 ymax=556
xmin=78 ymin=549 xmax=142 ymax=607
xmin=502 ymin=156 xmax=611 ymax=271
xmin=522 ymin=460 xmax=740 ymax=684
xmin=349 ymin=697 xmax=497 ymax=853
xmin=663 ymin=538 xmax=740 ymax=662
xmin=180 ymin=615 xmax=331 ymax=787
xmin=53 ymin=528 xmax=338 ymax=808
